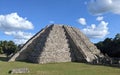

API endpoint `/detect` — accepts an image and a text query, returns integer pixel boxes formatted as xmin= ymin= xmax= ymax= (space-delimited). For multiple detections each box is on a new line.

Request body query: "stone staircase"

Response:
xmin=63 ymin=26 xmax=86 ymax=62
xmin=35 ymin=25 xmax=71 ymax=63
xmin=72 ymin=27 xmax=101 ymax=55
xmin=63 ymin=26 xmax=98 ymax=62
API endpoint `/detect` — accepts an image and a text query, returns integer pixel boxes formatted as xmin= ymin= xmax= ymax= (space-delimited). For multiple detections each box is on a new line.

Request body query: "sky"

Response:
xmin=0 ymin=0 xmax=120 ymax=44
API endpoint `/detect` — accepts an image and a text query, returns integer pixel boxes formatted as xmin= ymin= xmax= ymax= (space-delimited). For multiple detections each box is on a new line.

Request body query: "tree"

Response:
xmin=6 ymin=41 xmax=17 ymax=56
xmin=0 ymin=40 xmax=18 ymax=56
xmin=95 ymin=41 xmax=104 ymax=53
xmin=0 ymin=41 xmax=3 ymax=54
xmin=114 ymin=33 xmax=120 ymax=40
xmin=95 ymin=33 xmax=120 ymax=57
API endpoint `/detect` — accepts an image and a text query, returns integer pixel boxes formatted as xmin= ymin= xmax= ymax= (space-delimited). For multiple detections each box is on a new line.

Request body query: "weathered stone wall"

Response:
xmin=9 ymin=24 xmax=104 ymax=64
xmin=33 ymin=25 xmax=72 ymax=63
xmin=26 ymin=25 xmax=53 ymax=63
xmin=9 ymin=25 xmax=54 ymax=61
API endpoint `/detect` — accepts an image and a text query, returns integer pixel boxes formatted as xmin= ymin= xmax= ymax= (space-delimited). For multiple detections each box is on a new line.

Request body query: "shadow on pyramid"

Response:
xmin=8 ymin=24 xmax=104 ymax=64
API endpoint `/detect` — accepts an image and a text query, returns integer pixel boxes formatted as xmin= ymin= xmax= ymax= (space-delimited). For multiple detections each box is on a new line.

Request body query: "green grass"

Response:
xmin=0 ymin=58 xmax=120 ymax=75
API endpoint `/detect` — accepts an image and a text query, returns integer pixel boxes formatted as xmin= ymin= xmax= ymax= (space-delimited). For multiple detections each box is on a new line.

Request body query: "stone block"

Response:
xmin=9 ymin=68 xmax=29 ymax=74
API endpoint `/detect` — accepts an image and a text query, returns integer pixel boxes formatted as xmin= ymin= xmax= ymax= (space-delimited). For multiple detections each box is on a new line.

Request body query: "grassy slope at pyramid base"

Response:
xmin=0 ymin=60 xmax=120 ymax=75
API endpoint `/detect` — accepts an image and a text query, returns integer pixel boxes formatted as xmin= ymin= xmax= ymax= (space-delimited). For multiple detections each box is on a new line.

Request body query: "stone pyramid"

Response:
xmin=9 ymin=24 xmax=103 ymax=64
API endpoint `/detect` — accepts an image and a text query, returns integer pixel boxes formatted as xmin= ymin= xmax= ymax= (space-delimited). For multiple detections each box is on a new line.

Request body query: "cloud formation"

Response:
xmin=82 ymin=21 xmax=109 ymax=38
xmin=0 ymin=13 xmax=34 ymax=44
xmin=78 ymin=18 xmax=87 ymax=25
xmin=96 ymin=16 xmax=104 ymax=21
xmin=88 ymin=0 xmax=120 ymax=15
xmin=4 ymin=31 xmax=33 ymax=44
xmin=0 ymin=13 xmax=34 ymax=31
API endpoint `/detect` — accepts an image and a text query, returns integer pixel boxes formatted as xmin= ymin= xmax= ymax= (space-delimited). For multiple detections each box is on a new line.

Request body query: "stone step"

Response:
xmin=72 ymin=27 xmax=100 ymax=55
xmin=71 ymin=27 xmax=96 ymax=61
xmin=63 ymin=26 xmax=86 ymax=61
xmin=63 ymin=26 xmax=96 ymax=62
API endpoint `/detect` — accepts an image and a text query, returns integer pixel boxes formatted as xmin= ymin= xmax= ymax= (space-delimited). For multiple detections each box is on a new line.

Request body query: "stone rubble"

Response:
xmin=9 ymin=68 xmax=29 ymax=74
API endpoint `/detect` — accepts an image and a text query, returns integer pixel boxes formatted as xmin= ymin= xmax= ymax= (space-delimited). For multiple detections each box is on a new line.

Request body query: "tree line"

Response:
xmin=0 ymin=41 xmax=22 ymax=57
xmin=95 ymin=33 xmax=120 ymax=57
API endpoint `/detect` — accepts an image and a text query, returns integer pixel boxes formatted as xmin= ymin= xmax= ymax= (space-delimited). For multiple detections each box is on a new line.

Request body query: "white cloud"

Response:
xmin=78 ymin=18 xmax=87 ymax=25
xmin=96 ymin=16 xmax=104 ymax=21
xmin=14 ymin=39 xmax=29 ymax=45
xmin=0 ymin=12 xmax=34 ymax=44
xmin=4 ymin=31 xmax=33 ymax=44
xmin=82 ymin=21 xmax=109 ymax=38
xmin=88 ymin=0 xmax=120 ymax=15
xmin=0 ymin=12 xmax=34 ymax=31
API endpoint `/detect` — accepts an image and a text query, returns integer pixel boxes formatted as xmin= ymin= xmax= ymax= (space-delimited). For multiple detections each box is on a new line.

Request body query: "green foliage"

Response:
xmin=114 ymin=33 xmax=120 ymax=40
xmin=95 ymin=33 xmax=120 ymax=57
xmin=0 ymin=47 xmax=3 ymax=54
xmin=0 ymin=40 xmax=18 ymax=56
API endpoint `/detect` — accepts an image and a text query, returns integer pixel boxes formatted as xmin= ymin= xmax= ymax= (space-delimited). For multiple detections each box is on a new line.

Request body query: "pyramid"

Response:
xmin=9 ymin=24 xmax=103 ymax=64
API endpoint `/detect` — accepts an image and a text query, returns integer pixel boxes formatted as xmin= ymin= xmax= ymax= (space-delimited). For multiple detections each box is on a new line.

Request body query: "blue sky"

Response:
xmin=0 ymin=0 xmax=120 ymax=44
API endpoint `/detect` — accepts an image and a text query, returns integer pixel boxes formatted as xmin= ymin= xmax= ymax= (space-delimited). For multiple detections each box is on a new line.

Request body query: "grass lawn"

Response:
xmin=0 ymin=57 xmax=120 ymax=75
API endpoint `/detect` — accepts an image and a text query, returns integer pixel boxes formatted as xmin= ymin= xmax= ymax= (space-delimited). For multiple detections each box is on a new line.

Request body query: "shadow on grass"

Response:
xmin=0 ymin=57 xmax=9 ymax=61
xmin=85 ymin=62 xmax=120 ymax=69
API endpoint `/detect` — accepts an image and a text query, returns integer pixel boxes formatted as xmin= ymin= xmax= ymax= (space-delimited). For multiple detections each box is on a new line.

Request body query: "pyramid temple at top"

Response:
xmin=9 ymin=24 xmax=104 ymax=64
